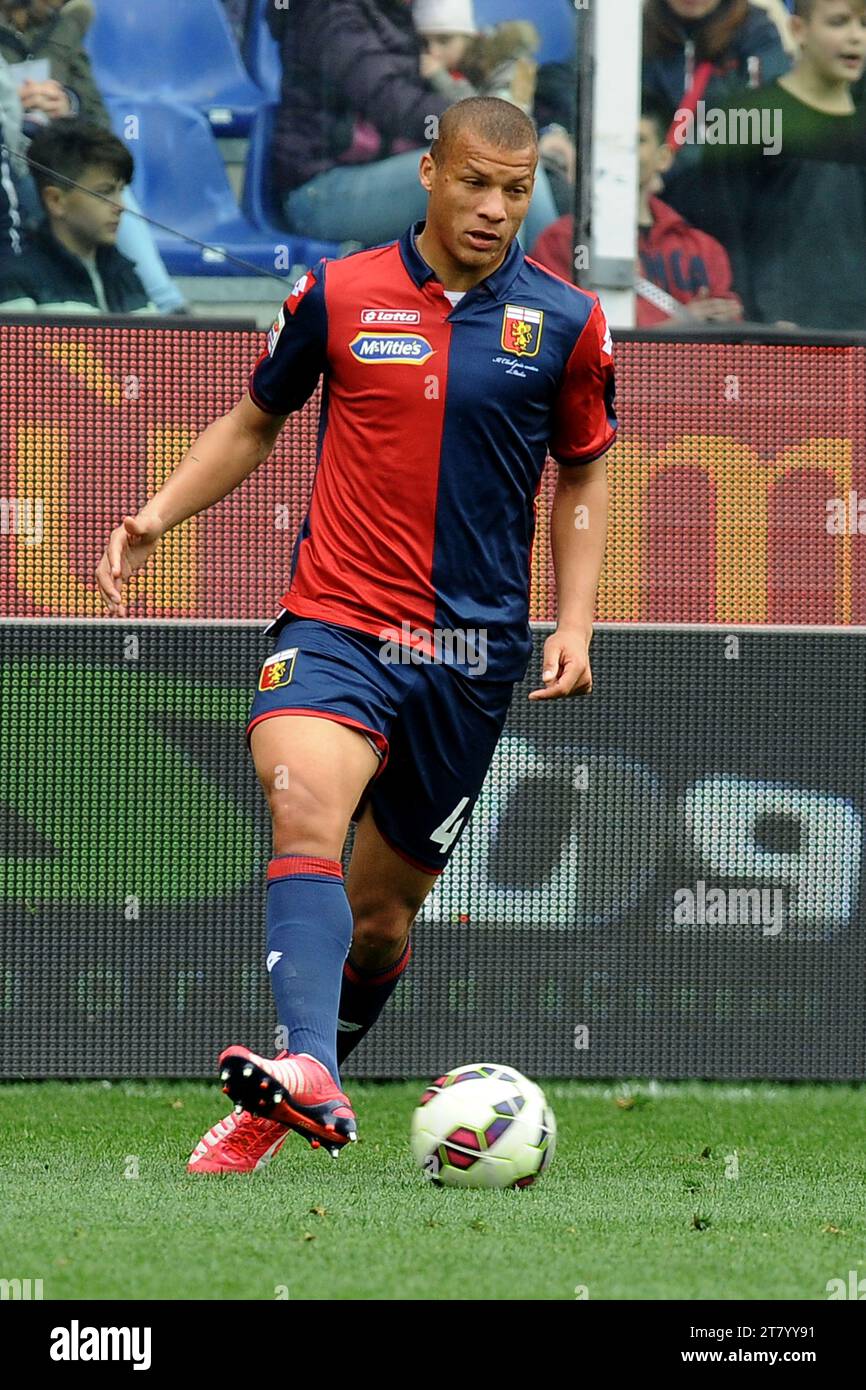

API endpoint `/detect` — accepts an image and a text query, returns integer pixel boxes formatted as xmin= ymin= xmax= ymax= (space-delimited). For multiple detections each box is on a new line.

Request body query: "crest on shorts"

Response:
xmin=501 ymin=304 xmax=544 ymax=358
xmin=258 ymin=647 xmax=298 ymax=692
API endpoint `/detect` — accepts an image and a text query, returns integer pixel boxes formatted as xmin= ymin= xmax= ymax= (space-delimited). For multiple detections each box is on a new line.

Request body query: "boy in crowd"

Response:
xmin=668 ymin=0 xmax=866 ymax=328
xmin=0 ymin=116 xmax=156 ymax=313
xmin=531 ymin=95 xmax=743 ymax=326
xmin=414 ymin=0 xmax=539 ymax=115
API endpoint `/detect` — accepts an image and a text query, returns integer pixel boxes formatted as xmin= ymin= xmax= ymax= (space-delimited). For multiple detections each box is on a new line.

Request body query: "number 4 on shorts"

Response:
xmin=429 ymin=797 xmax=470 ymax=855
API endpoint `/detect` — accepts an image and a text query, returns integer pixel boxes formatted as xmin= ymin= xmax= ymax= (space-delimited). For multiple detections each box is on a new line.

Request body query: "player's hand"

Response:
xmin=528 ymin=625 xmax=593 ymax=701
xmin=95 ymin=512 xmax=163 ymax=617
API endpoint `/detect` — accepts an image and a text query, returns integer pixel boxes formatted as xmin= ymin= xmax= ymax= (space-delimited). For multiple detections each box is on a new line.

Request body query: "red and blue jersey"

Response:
xmin=248 ymin=220 xmax=617 ymax=682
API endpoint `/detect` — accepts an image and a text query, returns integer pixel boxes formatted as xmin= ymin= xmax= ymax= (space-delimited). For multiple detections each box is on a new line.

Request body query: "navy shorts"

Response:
xmin=246 ymin=611 xmax=515 ymax=875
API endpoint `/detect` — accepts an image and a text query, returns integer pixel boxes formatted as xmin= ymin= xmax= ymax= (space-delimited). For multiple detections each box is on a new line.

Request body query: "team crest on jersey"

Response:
xmin=349 ymin=332 xmax=435 ymax=364
xmin=258 ymin=647 xmax=298 ymax=692
xmin=501 ymin=304 xmax=544 ymax=358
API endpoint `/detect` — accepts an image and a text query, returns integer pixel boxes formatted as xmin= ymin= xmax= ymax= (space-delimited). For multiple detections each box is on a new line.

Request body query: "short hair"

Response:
xmin=641 ymin=91 xmax=674 ymax=143
xmin=28 ymin=118 xmax=134 ymax=200
xmin=793 ymin=0 xmax=866 ymax=17
xmin=430 ymin=96 xmax=538 ymax=165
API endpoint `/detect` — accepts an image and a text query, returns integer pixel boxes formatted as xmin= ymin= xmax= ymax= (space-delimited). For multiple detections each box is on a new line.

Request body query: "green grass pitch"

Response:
xmin=1 ymin=1080 xmax=864 ymax=1301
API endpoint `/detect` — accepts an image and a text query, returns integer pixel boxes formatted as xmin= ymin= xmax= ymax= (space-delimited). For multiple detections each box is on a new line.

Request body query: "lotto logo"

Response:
xmin=360 ymin=308 xmax=422 ymax=324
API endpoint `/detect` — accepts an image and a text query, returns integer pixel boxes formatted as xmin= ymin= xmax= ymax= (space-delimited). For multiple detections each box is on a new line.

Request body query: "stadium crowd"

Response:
xmin=0 ymin=0 xmax=863 ymax=331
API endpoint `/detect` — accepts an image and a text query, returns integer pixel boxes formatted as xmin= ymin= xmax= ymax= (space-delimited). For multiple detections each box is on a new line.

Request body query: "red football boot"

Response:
xmin=218 ymin=1045 xmax=357 ymax=1157
xmin=186 ymin=1107 xmax=290 ymax=1174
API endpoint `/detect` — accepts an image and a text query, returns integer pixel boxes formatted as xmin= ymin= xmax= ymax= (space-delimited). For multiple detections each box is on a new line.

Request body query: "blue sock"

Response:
xmin=266 ymin=854 xmax=353 ymax=1086
xmin=336 ymin=941 xmax=412 ymax=1066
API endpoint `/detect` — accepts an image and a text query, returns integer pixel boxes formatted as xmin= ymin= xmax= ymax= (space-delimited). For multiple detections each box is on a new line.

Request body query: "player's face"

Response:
xmin=51 ymin=165 xmax=126 ymax=248
xmin=794 ymin=1 xmax=866 ymax=81
xmin=422 ymin=131 xmax=536 ymax=270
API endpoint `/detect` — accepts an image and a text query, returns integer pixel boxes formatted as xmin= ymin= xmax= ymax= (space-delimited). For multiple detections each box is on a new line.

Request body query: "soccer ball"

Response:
xmin=410 ymin=1062 xmax=556 ymax=1189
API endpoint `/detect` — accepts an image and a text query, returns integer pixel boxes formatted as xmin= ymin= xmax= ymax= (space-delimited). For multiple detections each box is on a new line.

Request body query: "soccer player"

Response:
xmin=95 ymin=97 xmax=617 ymax=1174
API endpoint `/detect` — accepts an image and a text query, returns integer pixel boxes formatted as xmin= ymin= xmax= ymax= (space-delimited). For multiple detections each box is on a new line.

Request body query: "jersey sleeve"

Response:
xmin=548 ymin=297 xmax=618 ymax=467
xmin=248 ymin=259 xmax=328 ymax=415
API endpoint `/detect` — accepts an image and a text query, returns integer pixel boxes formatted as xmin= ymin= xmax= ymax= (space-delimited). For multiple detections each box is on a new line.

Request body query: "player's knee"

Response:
xmin=267 ymin=780 xmax=349 ymax=859
xmin=350 ymin=896 xmax=419 ymax=960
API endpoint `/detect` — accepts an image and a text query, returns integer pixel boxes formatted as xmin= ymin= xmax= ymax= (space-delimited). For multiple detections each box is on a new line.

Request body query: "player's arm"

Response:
xmin=547 ymin=297 xmax=617 ymax=636
xmin=96 ymin=263 xmax=328 ymax=617
xmin=144 ymin=394 xmax=287 ymax=536
xmin=548 ymin=454 xmax=609 ymax=637
xmin=529 ymin=299 xmax=617 ymax=701
xmin=95 ymin=395 xmax=287 ymax=617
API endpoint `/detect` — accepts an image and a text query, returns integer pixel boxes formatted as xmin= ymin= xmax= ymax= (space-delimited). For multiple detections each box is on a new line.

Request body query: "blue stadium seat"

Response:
xmin=473 ymin=0 xmax=577 ymax=66
xmin=241 ymin=103 xmax=287 ymax=236
xmin=86 ymin=0 xmax=266 ymax=135
xmin=106 ymin=99 xmax=340 ymax=277
xmin=243 ymin=0 xmax=282 ymax=102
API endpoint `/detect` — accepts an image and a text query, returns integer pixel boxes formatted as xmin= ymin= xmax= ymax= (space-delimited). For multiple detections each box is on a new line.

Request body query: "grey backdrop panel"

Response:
xmin=0 ymin=622 xmax=863 ymax=1079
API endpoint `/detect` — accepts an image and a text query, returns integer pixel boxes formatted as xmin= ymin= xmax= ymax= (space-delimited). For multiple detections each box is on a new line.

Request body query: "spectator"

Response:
xmin=643 ymin=0 xmax=792 ymax=114
xmin=0 ymin=0 xmax=188 ymax=313
xmin=0 ymin=0 xmax=105 ymax=127
xmin=0 ymin=118 xmax=157 ymax=313
xmin=415 ymin=0 xmax=540 ymax=114
xmin=534 ymin=54 xmax=578 ymax=215
xmin=530 ymin=95 xmax=743 ymax=326
xmin=669 ymin=0 xmax=866 ymax=329
xmin=635 ymin=93 xmax=742 ymax=324
xmin=268 ymin=0 xmax=559 ymax=248
xmin=644 ymin=0 xmax=792 ymax=198
xmin=0 ymin=52 xmax=24 ymax=256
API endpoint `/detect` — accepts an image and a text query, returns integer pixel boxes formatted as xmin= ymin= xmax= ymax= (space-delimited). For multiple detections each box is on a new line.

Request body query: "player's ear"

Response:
xmin=419 ymin=151 xmax=436 ymax=194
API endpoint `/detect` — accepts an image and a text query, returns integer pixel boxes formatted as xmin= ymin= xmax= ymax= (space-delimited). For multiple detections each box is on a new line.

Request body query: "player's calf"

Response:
xmin=337 ymin=918 xmax=414 ymax=1066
